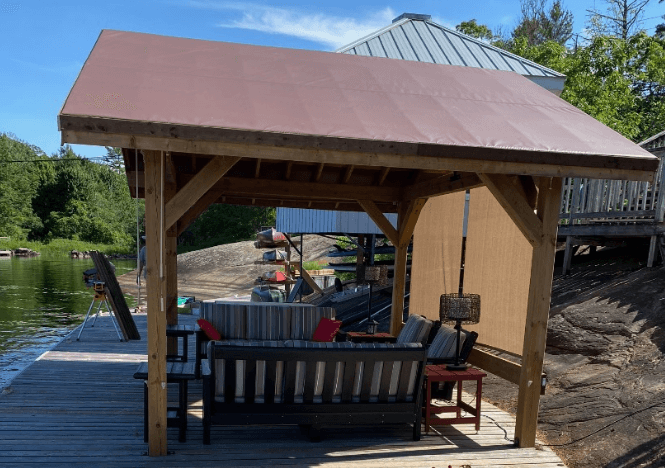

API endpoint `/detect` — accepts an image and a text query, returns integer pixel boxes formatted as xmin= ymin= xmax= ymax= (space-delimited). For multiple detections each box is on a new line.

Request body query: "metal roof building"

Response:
xmin=339 ymin=13 xmax=565 ymax=94
xmin=276 ymin=13 xmax=566 ymax=235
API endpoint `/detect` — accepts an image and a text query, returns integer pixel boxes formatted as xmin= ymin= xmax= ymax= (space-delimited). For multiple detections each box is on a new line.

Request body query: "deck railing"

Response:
xmin=559 ymin=157 xmax=665 ymax=227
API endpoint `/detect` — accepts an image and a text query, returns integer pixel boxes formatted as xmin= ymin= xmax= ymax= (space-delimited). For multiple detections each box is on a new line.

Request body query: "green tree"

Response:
xmin=185 ymin=205 xmax=276 ymax=248
xmin=512 ymin=0 xmax=574 ymax=46
xmin=455 ymin=19 xmax=496 ymax=42
xmin=0 ymin=134 xmax=43 ymax=239
xmin=103 ymin=146 xmax=124 ymax=173
xmin=508 ymin=33 xmax=665 ymax=142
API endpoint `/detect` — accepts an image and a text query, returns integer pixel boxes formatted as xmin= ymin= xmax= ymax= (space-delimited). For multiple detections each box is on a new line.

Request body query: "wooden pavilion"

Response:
xmin=58 ymin=30 xmax=658 ymax=456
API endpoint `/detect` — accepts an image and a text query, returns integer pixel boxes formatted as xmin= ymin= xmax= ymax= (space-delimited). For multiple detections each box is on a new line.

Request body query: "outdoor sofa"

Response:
xmin=202 ymin=340 xmax=427 ymax=443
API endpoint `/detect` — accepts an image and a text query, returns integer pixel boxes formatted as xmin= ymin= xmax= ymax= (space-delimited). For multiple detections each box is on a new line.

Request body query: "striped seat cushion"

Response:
xmin=353 ymin=342 xmax=422 ymax=402
xmin=290 ymin=306 xmax=336 ymax=341
xmin=427 ymin=325 xmax=467 ymax=360
xmin=246 ymin=304 xmax=292 ymax=341
xmin=285 ymin=340 xmax=354 ymax=403
xmin=203 ymin=302 xmax=247 ymax=340
xmin=396 ymin=314 xmax=433 ymax=344
xmin=208 ymin=340 xmax=285 ymax=403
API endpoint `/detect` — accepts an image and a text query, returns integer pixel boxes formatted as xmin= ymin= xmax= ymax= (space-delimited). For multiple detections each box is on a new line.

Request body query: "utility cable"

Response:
xmin=543 ymin=400 xmax=665 ymax=447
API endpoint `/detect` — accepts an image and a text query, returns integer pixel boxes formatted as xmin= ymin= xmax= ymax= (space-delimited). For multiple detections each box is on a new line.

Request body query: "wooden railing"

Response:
xmin=559 ymin=157 xmax=665 ymax=226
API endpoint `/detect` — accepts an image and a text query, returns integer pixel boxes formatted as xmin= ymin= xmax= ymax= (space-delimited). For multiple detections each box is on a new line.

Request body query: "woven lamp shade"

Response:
xmin=440 ymin=293 xmax=481 ymax=324
xmin=364 ymin=266 xmax=381 ymax=282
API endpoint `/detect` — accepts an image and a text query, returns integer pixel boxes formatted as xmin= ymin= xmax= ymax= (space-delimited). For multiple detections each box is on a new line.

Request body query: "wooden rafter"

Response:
xmin=254 ymin=158 xmax=261 ymax=178
xmin=343 ymin=165 xmax=354 ymax=183
xmin=479 ymin=173 xmax=543 ymax=246
xmin=378 ymin=167 xmax=390 ymax=185
xmin=314 ymin=163 xmax=325 ymax=182
xmin=285 ymin=161 xmax=293 ymax=180
xmin=130 ymin=172 xmax=401 ymax=204
xmin=402 ymin=173 xmax=483 ymax=200
xmin=164 ymin=156 xmax=240 ymax=230
xmin=357 ymin=200 xmax=398 ymax=246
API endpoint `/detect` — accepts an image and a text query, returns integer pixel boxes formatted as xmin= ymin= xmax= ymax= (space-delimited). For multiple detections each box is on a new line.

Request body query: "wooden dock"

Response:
xmin=0 ymin=313 xmax=566 ymax=467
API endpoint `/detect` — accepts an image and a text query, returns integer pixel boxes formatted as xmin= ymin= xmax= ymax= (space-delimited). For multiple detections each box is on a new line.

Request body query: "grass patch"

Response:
xmin=0 ymin=238 xmax=134 ymax=257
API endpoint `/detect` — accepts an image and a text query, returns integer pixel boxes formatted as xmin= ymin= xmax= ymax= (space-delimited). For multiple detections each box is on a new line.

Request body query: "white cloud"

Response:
xmin=186 ymin=1 xmax=396 ymax=49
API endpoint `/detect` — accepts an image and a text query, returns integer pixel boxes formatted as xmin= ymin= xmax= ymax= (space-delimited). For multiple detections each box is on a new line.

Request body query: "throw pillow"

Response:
xmin=312 ymin=317 xmax=342 ymax=342
xmin=197 ymin=318 xmax=221 ymax=341
xmin=427 ymin=325 xmax=467 ymax=359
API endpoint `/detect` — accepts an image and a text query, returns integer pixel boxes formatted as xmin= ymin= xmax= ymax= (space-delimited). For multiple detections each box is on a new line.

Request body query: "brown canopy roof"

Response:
xmin=59 ymin=30 xmax=658 ymax=211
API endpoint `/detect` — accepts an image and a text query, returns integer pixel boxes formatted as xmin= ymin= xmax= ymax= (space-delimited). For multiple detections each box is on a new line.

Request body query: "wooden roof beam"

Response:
xmin=402 ymin=173 xmax=483 ymax=200
xmin=480 ymin=173 xmax=543 ymax=246
xmin=164 ymin=156 xmax=240 ymax=230
xmin=64 ymin=130 xmax=656 ymax=181
xmin=213 ymin=177 xmax=400 ymax=202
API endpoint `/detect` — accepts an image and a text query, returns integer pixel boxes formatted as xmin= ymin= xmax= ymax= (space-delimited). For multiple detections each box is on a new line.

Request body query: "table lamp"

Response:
xmin=439 ymin=293 xmax=480 ymax=371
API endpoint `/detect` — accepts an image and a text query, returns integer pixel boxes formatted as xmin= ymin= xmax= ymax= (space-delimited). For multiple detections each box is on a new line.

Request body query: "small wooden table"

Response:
xmin=133 ymin=361 xmax=195 ymax=443
xmin=423 ymin=365 xmax=486 ymax=432
xmin=166 ymin=324 xmax=195 ymax=362
xmin=346 ymin=331 xmax=396 ymax=343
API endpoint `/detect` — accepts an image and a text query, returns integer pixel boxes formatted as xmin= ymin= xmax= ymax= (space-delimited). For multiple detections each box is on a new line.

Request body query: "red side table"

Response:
xmin=423 ymin=365 xmax=486 ymax=432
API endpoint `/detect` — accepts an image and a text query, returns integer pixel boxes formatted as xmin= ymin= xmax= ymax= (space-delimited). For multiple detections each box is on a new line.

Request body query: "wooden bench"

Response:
xmin=202 ymin=343 xmax=427 ymax=443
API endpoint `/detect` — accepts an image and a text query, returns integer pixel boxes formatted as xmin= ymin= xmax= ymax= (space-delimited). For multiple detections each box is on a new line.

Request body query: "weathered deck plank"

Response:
xmin=0 ymin=313 xmax=566 ymax=467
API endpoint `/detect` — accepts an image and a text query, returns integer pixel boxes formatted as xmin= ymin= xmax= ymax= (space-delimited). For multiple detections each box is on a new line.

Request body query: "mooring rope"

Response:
xmin=135 ymin=148 xmax=141 ymax=311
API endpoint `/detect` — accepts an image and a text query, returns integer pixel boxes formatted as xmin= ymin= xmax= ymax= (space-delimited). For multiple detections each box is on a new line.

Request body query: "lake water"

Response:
xmin=0 ymin=255 xmax=137 ymax=389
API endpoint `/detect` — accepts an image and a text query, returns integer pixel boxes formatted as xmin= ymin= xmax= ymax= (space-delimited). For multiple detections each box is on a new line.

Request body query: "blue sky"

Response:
xmin=1 ymin=0 xmax=663 ymax=159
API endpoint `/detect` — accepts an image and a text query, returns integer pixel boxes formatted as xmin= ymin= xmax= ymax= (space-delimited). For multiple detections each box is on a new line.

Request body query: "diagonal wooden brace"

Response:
xmin=165 ymin=156 xmax=240 ymax=230
xmin=479 ymin=173 xmax=543 ymax=246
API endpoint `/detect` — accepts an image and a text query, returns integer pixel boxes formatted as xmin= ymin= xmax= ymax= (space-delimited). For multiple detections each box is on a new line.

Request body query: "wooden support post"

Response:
xmin=562 ymin=236 xmax=574 ymax=275
xmin=389 ymin=199 xmax=427 ymax=336
xmin=143 ymin=150 xmax=168 ymax=456
xmin=647 ymin=235 xmax=658 ymax=267
xmin=391 ymin=242 xmax=409 ymax=335
xmin=356 ymin=235 xmax=365 ymax=284
xmin=514 ymin=177 xmax=562 ymax=448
